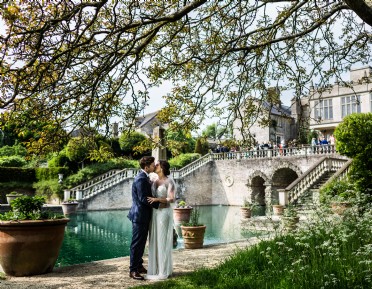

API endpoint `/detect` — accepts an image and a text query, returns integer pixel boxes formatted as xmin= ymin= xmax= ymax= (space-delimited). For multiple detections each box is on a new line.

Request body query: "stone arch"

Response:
xmin=246 ymin=171 xmax=269 ymax=206
xmin=270 ymin=161 xmax=302 ymax=178
xmin=270 ymin=163 xmax=301 ymax=203
xmin=247 ymin=170 xmax=270 ymax=186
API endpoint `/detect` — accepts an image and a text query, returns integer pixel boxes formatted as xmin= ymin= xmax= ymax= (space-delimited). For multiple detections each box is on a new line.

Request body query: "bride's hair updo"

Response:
xmin=159 ymin=160 xmax=170 ymax=176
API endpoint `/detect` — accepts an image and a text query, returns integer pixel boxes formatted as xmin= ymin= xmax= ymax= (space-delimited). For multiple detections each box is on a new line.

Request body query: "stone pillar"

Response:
xmin=264 ymin=182 xmax=272 ymax=206
xmin=111 ymin=122 xmax=119 ymax=138
xmin=264 ymin=182 xmax=273 ymax=215
xmin=278 ymin=189 xmax=288 ymax=206
xmin=64 ymin=190 xmax=71 ymax=202
xmin=76 ymin=190 xmax=83 ymax=200
xmin=152 ymin=126 xmax=167 ymax=161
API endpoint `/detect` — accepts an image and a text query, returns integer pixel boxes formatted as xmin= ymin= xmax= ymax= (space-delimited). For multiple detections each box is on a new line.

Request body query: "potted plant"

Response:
xmin=281 ymin=205 xmax=299 ymax=230
xmin=320 ymin=179 xmax=355 ymax=215
xmin=5 ymin=191 xmax=23 ymax=205
xmin=240 ymin=198 xmax=256 ymax=219
xmin=173 ymin=200 xmax=193 ymax=224
xmin=61 ymin=198 xmax=79 ymax=215
xmin=0 ymin=195 xmax=69 ymax=276
xmin=330 ymin=194 xmax=353 ymax=215
xmin=272 ymin=200 xmax=284 ymax=215
xmin=180 ymin=206 xmax=206 ymax=249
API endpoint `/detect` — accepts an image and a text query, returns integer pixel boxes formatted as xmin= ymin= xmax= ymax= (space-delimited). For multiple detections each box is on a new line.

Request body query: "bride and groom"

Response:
xmin=128 ymin=156 xmax=176 ymax=281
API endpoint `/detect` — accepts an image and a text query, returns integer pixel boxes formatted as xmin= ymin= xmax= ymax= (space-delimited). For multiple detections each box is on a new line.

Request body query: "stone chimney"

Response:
xmin=350 ymin=66 xmax=372 ymax=82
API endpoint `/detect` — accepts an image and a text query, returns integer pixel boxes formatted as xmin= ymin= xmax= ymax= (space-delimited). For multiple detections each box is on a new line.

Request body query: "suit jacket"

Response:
xmin=127 ymin=171 xmax=159 ymax=223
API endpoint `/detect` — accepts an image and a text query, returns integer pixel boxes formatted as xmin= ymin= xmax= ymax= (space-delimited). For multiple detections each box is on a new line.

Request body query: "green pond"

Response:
xmin=56 ymin=205 xmax=265 ymax=267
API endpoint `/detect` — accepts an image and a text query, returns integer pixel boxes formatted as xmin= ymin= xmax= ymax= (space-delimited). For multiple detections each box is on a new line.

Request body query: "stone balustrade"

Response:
xmin=171 ymin=153 xmax=213 ymax=179
xmin=323 ymin=159 xmax=352 ymax=186
xmin=212 ymin=144 xmax=336 ymax=160
xmin=71 ymin=169 xmax=121 ymax=192
xmin=65 ymin=168 xmax=140 ymax=201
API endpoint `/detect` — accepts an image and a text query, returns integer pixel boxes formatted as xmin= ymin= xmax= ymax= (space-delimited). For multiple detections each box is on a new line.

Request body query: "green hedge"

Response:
xmin=0 ymin=156 xmax=27 ymax=167
xmin=0 ymin=167 xmax=69 ymax=184
xmin=35 ymin=167 xmax=70 ymax=181
xmin=0 ymin=167 xmax=36 ymax=183
xmin=33 ymin=179 xmax=64 ymax=200
xmin=168 ymin=153 xmax=201 ymax=169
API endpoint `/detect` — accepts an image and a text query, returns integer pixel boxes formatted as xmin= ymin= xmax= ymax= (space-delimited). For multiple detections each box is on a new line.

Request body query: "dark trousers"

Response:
xmin=129 ymin=221 xmax=149 ymax=272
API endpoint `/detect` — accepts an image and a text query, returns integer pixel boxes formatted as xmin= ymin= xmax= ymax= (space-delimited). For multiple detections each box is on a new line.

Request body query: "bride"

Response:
xmin=146 ymin=160 xmax=175 ymax=280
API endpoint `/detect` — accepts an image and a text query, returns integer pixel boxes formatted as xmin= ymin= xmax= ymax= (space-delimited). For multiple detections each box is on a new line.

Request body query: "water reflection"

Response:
xmin=57 ymin=210 xmax=132 ymax=267
xmin=57 ymin=206 xmax=265 ymax=267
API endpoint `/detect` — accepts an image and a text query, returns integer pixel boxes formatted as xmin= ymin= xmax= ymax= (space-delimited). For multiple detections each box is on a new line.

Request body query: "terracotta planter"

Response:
xmin=173 ymin=207 xmax=193 ymax=224
xmin=272 ymin=205 xmax=284 ymax=215
xmin=0 ymin=218 xmax=69 ymax=276
xmin=180 ymin=225 xmax=206 ymax=249
xmin=331 ymin=202 xmax=352 ymax=215
xmin=6 ymin=194 xmax=23 ymax=204
xmin=240 ymin=207 xmax=252 ymax=219
xmin=281 ymin=216 xmax=300 ymax=230
xmin=61 ymin=202 xmax=79 ymax=215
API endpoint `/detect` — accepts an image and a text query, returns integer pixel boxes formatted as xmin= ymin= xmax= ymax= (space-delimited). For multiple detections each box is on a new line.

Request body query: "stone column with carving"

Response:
xmin=264 ymin=182 xmax=273 ymax=215
xmin=152 ymin=126 xmax=167 ymax=161
xmin=264 ymin=182 xmax=272 ymax=206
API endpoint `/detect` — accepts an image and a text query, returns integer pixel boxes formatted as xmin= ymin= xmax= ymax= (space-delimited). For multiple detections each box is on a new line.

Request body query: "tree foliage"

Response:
xmin=66 ymin=137 xmax=97 ymax=167
xmin=48 ymin=148 xmax=79 ymax=173
xmin=201 ymin=123 xmax=228 ymax=140
xmin=194 ymin=137 xmax=209 ymax=155
xmin=334 ymin=113 xmax=372 ymax=158
xmin=0 ymin=106 xmax=68 ymax=156
xmin=334 ymin=113 xmax=372 ymax=199
xmin=0 ymin=143 xmax=27 ymax=157
xmin=202 ymin=124 xmax=217 ymax=139
xmin=118 ymin=131 xmax=147 ymax=157
xmin=88 ymin=141 xmax=115 ymax=163
xmin=0 ymin=1 xmax=371 ymax=143
xmin=165 ymin=128 xmax=195 ymax=157
xmin=0 ymin=155 xmax=26 ymax=167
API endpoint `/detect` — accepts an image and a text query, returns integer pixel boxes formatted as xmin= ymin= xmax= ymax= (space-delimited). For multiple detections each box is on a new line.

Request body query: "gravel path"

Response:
xmin=0 ymin=238 xmax=262 ymax=289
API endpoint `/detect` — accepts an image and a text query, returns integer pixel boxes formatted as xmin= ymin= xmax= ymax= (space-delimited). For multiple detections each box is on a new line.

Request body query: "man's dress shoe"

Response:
xmin=138 ymin=266 xmax=147 ymax=274
xmin=129 ymin=271 xmax=144 ymax=280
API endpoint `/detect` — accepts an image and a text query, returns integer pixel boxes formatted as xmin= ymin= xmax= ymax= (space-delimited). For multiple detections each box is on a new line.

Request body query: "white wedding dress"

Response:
xmin=146 ymin=179 xmax=175 ymax=280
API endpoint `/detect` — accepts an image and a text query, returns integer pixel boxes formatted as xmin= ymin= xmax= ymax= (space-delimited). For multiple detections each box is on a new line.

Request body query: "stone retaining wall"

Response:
xmin=82 ymin=154 xmax=336 ymax=210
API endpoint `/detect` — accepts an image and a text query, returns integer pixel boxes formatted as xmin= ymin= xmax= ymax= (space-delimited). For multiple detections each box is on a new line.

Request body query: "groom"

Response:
xmin=128 ymin=156 xmax=160 ymax=280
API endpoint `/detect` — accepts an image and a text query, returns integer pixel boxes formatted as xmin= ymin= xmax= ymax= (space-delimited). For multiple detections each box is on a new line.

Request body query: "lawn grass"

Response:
xmin=133 ymin=208 xmax=371 ymax=289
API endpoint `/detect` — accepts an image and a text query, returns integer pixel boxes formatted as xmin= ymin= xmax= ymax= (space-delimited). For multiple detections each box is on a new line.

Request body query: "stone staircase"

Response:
xmin=285 ymin=158 xmax=352 ymax=216
xmin=296 ymin=170 xmax=336 ymax=208
xmin=311 ymin=170 xmax=336 ymax=190
xmin=279 ymin=157 xmax=351 ymax=206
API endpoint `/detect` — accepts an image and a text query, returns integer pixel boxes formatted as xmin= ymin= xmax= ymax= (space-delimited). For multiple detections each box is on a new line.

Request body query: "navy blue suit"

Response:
xmin=128 ymin=171 xmax=159 ymax=273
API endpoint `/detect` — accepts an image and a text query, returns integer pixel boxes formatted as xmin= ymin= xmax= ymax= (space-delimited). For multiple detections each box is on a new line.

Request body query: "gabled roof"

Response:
xmin=262 ymin=101 xmax=291 ymax=117
xmin=136 ymin=111 xmax=159 ymax=128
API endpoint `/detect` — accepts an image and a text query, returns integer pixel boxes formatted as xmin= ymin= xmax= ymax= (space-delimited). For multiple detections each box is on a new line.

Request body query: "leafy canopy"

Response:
xmin=0 ymin=1 xmax=371 ymax=143
xmin=334 ymin=113 xmax=372 ymax=202
xmin=334 ymin=113 xmax=372 ymax=159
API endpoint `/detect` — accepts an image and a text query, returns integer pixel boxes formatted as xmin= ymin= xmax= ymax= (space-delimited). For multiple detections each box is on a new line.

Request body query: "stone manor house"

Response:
xmin=233 ymin=66 xmax=372 ymax=145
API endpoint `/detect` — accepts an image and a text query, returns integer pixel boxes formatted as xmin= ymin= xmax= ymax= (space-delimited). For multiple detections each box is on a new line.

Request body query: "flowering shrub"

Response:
xmin=319 ymin=178 xmax=357 ymax=204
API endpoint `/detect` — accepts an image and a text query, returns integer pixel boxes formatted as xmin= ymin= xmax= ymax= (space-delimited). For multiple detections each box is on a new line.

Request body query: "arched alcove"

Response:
xmin=271 ymin=168 xmax=299 ymax=202
xmin=251 ymin=176 xmax=266 ymax=205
